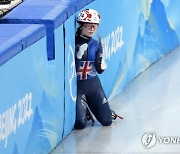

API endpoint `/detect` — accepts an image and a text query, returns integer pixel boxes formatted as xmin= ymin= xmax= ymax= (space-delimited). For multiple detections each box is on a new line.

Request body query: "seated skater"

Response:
xmin=74 ymin=9 xmax=113 ymax=129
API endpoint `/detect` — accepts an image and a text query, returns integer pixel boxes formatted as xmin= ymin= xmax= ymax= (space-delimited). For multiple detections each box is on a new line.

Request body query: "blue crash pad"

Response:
xmin=0 ymin=24 xmax=46 ymax=66
xmin=0 ymin=0 xmax=94 ymax=60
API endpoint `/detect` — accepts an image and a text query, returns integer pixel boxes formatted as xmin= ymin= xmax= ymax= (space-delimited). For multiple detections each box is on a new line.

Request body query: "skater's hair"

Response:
xmin=76 ymin=22 xmax=84 ymax=37
xmin=76 ymin=27 xmax=82 ymax=36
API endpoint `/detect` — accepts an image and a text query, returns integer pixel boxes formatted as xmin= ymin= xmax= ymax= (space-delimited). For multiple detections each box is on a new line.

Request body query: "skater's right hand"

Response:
xmin=77 ymin=43 xmax=88 ymax=59
xmin=100 ymin=59 xmax=107 ymax=70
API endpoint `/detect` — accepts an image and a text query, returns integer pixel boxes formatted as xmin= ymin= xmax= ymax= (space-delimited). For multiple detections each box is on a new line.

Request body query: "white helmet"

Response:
xmin=77 ymin=9 xmax=101 ymax=24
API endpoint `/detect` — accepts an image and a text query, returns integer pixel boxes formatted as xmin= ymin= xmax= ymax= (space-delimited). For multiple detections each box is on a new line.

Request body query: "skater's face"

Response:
xmin=81 ymin=23 xmax=99 ymax=37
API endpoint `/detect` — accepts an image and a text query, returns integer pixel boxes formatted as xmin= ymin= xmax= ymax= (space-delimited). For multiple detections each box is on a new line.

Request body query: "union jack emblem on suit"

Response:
xmin=77 ymin=61 xmax=96 ymax=80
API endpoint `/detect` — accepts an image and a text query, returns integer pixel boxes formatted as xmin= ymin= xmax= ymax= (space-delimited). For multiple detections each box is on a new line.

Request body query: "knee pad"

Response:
xmin=74 ymin=120 xmax=86 ymax=129
xmin=101 ymin=119 xmax=112 ymax=126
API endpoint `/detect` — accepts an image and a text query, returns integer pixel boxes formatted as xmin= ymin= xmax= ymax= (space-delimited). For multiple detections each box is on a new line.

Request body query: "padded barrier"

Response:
xmin=0 ymin=0 xmax=94 ymax=60
xmin=0 ymin=24 xmax=46 ymax=65
xmin=0 ymin=24 xmax=52 ymax=154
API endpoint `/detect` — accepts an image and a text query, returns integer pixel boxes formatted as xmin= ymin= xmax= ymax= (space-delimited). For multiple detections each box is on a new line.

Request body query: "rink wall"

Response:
xmin=87 ymin=0 xmax=180 ymax=100
xmin=0 ymin=0 xmax=179 ymax=153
